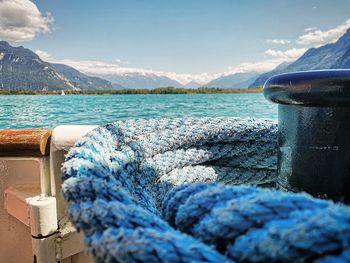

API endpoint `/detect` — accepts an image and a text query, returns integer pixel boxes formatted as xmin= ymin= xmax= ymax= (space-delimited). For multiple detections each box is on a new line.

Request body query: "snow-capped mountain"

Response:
xmin=4 ymin=27 xmax=350 ymax=91
xmin=100 ymin=73 xmax=183 ymax=89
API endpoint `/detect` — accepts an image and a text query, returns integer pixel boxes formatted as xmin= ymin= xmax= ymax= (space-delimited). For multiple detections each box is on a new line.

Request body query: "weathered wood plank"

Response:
xmin=0 ymin=128 xmax=52 ymax=156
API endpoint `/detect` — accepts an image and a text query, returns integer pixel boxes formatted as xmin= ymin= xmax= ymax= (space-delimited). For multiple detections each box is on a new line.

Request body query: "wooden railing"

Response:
xmin=0 ymin=129 xmax=52 ymax=156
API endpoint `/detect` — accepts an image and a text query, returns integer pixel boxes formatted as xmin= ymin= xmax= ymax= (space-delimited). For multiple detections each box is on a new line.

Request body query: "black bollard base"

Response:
xmin=264 ymin=70 xmax=350 ymax=202
xmin=278 ymin=104 xmax=350 ymax=202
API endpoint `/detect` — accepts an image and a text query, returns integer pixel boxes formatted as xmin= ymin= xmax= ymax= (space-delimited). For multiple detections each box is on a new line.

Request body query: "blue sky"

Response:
xmin=1 ymin=0 xmax=350 ymax=83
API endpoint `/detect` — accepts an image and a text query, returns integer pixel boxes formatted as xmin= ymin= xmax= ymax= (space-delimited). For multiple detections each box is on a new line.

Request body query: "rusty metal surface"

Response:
xmin=0 ymin=128 xmax=52 ymax=156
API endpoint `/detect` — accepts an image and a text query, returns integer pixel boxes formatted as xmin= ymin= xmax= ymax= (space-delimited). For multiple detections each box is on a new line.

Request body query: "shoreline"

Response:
xmin=0 ymin=87 xmax=263 ymax=95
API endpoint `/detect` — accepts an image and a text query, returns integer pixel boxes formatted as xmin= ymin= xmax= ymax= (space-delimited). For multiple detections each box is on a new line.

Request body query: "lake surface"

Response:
xmin=0 ymin=93 xmax=277 ymax=129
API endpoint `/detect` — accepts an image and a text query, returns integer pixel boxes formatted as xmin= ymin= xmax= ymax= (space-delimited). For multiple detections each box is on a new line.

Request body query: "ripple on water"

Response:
xmin=0 ymin=93 xmax=277 ymax=128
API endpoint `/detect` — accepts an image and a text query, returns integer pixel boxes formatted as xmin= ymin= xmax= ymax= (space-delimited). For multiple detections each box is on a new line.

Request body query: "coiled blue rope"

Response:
xmin=61 ymin=118 xmax=350 ymax=262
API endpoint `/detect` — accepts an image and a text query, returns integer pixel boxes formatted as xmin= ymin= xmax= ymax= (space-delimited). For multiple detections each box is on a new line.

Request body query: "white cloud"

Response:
xmin=297 ymin=19 xmax=350 ymax=46
xmin=35 ymin=50 xmax=53 ymax=61
xmin=266 ymin=39 xmax=291 ymax=45
xmin=0 ymin=0 xmax=53 ymax=42
xmin=265 ymin=48 xmax=307 ymax=60
xmin=38 ymin=44 xmax=310 ymax=85
xmin=35 ymin=51 xmax=217 ymax=84
xmin=224 ymin=47 xmax=308 ymax=75
xmin=36 ymin=48 xmax=298 ymax=85
xmin=54 ymin=59 xmax=215 ymax=84
xmin=225 ymin=60 xmax=283 ymax=74
xmin=304 ymin=26 xmax=318 ymax=32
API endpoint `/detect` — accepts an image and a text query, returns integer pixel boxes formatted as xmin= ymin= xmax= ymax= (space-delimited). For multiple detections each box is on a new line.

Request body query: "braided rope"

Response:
xmin=163 ymin=183 xmax=349 ymax=262
xmin=61 ymin=118 xmax=350 ymax=262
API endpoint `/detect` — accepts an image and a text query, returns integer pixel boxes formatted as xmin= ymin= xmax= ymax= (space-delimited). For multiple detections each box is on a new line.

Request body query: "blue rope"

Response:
xmin=61 ymin=118 xmax=350 ymax=262
xmin=163 ymin=183 xmax=347 ymax=262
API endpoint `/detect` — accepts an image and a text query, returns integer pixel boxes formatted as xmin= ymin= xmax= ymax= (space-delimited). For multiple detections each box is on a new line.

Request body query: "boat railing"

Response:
xmin=0 ymin=126 xmax=97 ymax=263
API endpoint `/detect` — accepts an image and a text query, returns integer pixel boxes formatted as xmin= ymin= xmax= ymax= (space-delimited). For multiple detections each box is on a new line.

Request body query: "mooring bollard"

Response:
xmin=264 ymin=70 xmax=350 ymax=202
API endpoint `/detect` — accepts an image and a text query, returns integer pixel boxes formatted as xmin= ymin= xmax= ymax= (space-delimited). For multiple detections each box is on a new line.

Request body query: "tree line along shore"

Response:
xmin=0 ymin=87 xmax=263 ymax=95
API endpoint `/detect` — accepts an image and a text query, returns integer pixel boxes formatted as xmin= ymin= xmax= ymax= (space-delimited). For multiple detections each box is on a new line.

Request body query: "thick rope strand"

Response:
xmin=61 ymin=118 xmax=350 ymax=262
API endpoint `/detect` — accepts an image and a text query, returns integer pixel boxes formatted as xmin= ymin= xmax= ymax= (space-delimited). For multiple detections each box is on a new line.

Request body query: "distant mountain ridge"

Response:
xmin=332 ymin=46 xmax=350 ymax=68
xmin=206 ymin=72 xmax=259 ymax=88
xmin=184 ymin=80 xmax=202 ymax=89
xmin=250 ymin=28 xmax=350 ymax=87
xmin=52 ymin=63 xmax=113 ymax=90
xmin=101 ymin=73 xmax=183 ymax=89
xmin=2 ymin=27 xmax=350 ymax=91
xmin=0 ymin=41 xmax=114 ymax=90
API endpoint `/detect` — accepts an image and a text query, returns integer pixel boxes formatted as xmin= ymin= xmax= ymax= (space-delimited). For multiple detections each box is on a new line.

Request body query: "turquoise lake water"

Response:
xmin=0 ymin=93 xmax=277 ymax=129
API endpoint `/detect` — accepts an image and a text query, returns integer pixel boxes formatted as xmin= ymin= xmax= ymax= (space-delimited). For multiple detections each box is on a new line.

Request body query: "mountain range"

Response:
xmin=101 ymin=73 xmax=183 ymax=89
xmin=1 ymin=28 xmax=350 ymax=90
xmin=205 ymin=72 xmax=259 ymax=88
xmin=0 ymin=41 xmax=113 ymax=90
xmin=249 ymin=28 xmax=350 ymax=87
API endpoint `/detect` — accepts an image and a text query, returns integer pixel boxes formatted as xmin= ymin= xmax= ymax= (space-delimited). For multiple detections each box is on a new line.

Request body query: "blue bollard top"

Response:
xmin=263 ymin=69 xmax=350 ymax=107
